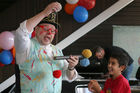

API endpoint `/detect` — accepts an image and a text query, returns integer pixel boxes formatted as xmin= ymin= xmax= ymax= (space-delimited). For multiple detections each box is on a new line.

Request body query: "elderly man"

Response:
xmin=14 ymin=2 xmax=79 ymax=93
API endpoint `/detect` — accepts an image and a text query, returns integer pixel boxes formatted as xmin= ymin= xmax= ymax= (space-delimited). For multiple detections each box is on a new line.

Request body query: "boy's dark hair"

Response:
xmin=110 ymin=51 xmax=129 ymax=67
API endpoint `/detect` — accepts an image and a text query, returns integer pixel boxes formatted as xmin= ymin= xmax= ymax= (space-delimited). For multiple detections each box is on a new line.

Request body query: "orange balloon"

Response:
xmin=11 ymin=47 xmax=16 ymax=58
xmin=64 ymin=3 xmax=78 ymax=15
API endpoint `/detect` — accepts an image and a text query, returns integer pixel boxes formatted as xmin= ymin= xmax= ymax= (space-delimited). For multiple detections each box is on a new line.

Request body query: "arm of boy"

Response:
xmin=88 ymin=80 xmax=102 ymax=93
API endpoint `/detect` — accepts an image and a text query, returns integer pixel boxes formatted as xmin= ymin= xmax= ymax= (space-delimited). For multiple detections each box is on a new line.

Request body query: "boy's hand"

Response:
xmin=88 ymin=80 xmax=102 ymax=93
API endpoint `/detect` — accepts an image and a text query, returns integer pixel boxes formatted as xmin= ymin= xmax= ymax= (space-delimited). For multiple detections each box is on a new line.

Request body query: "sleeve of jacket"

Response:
xmin=14 ymin=20 xmax=33 ymax=64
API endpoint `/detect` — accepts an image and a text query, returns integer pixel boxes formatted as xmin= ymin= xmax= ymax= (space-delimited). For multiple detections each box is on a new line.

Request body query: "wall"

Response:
xmin=113 ymin=26 xmax=140 ymax=77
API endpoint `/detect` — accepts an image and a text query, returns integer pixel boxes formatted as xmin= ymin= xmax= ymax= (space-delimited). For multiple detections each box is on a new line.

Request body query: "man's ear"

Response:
xmin=34 ymin=26 xmax=39 ymax=35
xmin=120 ymin=65 xmax=126 ymax=72
xmin=34 ymin=26 xmax=39 ymax=31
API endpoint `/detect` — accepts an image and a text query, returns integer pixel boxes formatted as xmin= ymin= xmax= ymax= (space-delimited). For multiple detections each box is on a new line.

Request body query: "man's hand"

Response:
xmin=43 ymin=2 xmax=62 ymax=17
xmin=67 ymin=55 xmax=79 ymax=69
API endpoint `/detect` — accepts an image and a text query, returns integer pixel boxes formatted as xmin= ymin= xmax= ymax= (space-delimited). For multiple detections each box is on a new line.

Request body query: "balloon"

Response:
xmin=11 ymin=30 xmax=16 ymax=35
xmin=0 ymin=50 xmax=13 ymax=64
xmin=0 ymin=62 xmax=5 ymax=67
xmin=80 ymin=58 xmax=90 ymax=67
xmin=78 ymin=0 xmax=96 ymax=10
xmin=66 ymin=0 xmax=79 ymax=4
xmin=64 ymin=3 xmax=78 ymax=15
xmin=11 ymin=47 xmax=16 ymax=58
xmin=73 ymin=6 xmax=88 ymax=23
xmin=82 ymin=49 xmax=92 ymax=58
xmin=0 ymin=31 xmax=14 ymax=50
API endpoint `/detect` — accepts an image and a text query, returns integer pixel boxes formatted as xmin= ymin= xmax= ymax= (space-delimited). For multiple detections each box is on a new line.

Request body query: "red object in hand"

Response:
xmin=11 ymin=58 xmax=15 ymax=64
xmin=53 ymin=70 xmax=62 ymax=78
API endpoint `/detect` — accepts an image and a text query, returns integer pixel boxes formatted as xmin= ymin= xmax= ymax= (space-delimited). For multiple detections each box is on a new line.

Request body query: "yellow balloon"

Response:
xmin=82 ymin=49 xmax=92 ymax=58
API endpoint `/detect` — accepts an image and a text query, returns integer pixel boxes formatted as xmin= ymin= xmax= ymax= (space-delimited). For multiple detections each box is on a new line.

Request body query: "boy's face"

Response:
xmin=108 ymin=57 xmax=125 ymax=78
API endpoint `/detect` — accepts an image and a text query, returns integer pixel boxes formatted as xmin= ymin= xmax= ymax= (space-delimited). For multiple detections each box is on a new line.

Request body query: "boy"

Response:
xmin=88 ymin=52 xmax=131 ymax=93
xmin=93 ymin=46 xmax=133 ymax=80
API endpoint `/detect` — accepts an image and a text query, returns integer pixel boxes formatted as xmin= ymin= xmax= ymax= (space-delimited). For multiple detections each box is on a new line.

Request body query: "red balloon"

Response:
xmin=10 ymin=47 xmax=16 ymax=58
xmin=78 ymin=0 xmax=96 ymax=10
xmin=11 ymin=58 xmax=15 ymax=64
xmin=64 ymin=3 xmax=78 ymax=15
xmin=0 ymin=62 xmax=5 ymax=67
xmin=53 ymin=70 xmax=62 ymax=78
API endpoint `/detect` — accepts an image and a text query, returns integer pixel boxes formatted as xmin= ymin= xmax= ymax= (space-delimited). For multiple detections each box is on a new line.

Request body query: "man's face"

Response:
xmin=95 ymin=49 xmax=105 ymax=60
xmin=35 ymin=23 xmax=57 ymax=45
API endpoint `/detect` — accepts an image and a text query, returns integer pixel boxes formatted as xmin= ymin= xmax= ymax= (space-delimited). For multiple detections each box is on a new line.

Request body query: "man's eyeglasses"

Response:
xmin=38 ymin=25 xmax=58 ymax=35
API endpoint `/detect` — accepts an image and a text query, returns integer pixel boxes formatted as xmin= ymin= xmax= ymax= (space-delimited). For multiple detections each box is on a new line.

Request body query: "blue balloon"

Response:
xmin=80 ymin=58 xmax=90 ymax=67
xmin=73 ymin=6 xmax=88 ymax=23
xmin=0 ymin=50 xmax=13 ymax=64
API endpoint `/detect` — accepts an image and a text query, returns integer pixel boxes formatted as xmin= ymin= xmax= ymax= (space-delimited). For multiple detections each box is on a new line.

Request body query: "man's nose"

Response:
xmin=46 ymin=30 xmax=52 ymax=35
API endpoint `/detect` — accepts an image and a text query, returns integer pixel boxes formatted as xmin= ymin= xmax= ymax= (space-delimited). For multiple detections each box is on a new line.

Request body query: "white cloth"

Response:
xmin=14 ymin=20 xmax=78 ymax=82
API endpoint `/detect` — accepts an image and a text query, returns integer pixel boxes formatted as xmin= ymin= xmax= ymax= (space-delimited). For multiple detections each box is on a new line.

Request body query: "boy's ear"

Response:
xmin=120 ymin=65 xmax=126 ymax=72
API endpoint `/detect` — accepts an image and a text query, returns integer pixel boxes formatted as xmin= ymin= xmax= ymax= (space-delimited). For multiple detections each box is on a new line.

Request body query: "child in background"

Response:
xmin=88 ymin=52 xmax=131 ymax=93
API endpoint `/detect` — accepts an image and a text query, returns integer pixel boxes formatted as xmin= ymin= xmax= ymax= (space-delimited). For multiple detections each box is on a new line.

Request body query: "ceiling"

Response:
xmin=0 ymin=0 xmax=18 ymax=12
